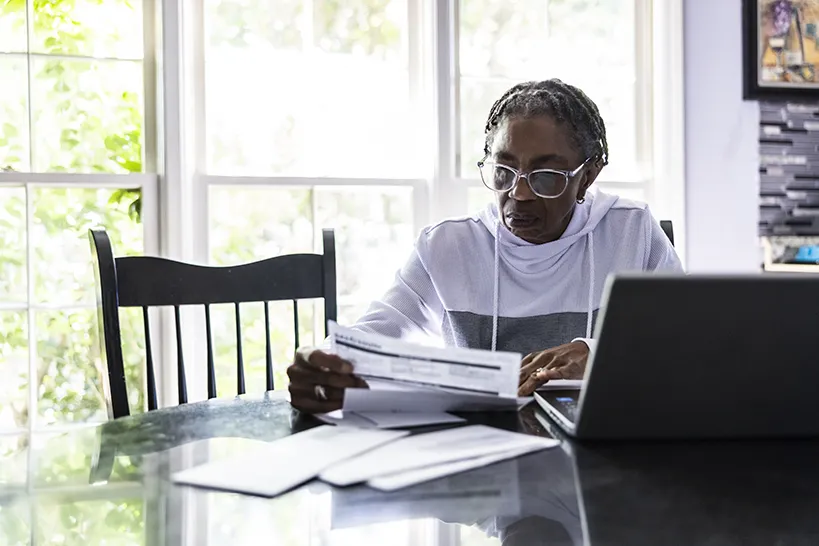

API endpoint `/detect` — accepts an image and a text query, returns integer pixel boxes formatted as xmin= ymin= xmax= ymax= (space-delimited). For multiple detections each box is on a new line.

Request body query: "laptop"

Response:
xmin=534 ymin=273 xmax=819 ymax=440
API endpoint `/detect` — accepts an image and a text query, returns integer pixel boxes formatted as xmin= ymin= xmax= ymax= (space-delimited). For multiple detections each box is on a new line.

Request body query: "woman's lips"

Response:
xmin=506 ymin=214 xmax=539 ymax=228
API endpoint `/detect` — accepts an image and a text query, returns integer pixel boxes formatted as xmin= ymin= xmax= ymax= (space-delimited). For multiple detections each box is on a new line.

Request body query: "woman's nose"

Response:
xmin=509 ymin=174 xmax=537 ymax=201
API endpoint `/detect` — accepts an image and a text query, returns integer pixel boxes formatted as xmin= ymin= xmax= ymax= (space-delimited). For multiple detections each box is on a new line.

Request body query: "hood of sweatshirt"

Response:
xmin=476 ymin=190 xmax=619 ymax=351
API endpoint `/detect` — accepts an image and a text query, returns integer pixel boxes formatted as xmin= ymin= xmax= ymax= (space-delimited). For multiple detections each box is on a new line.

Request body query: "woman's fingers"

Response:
xmin=287 ymin=365 xmax=362 ymax=390
xmin=519 ymin=352 xmax=554 ymax=384
xmin=301 ymin=349 xmax=354 ymax=374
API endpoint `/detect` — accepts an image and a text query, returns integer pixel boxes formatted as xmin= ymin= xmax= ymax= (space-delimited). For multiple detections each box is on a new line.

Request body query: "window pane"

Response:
xmin=468 ymin=185 xmax=494 ymax=215
xmin=599 ymin=186 xmax=645 ymax=202
xmin=36 ymin=309 xmax=107 ymax=425
xmin=0 ymin=312 xmax=28 ymax=432
xmin=119 ymin=307 xmax=147 ymax=414
xmin=0 ymin=2 xmax=26 ymax=53
xmin=205 ymin=0 xmax=419 ymax=177
xmin=30 ymin=58 xmax=143 ymax=173
xmin=0 ymin=56 xmax=30 ymax=171
xmin=209 ymin=187 xmax=314 ymax=265
xmin=460 ymin=78 xmax=515 ymax=177
xmin=30 ymin=0 xmax=144 ymax=59
xmin=314 ymin=186 xmax=414 ymax=307
xmin=458 ymin=0 xmax=637 ymax=178
xmin=0 ymin=186 xmax=27 ymax=302
xmin=0 ymin=435 xmax=27 ymax=486
xmin=32 ymin=187 xmax=143 ymax=305
xmin=0 ymin=498 xmax=29 ymax=546
xmin=210 ymin=300 xmax=317 ymax=395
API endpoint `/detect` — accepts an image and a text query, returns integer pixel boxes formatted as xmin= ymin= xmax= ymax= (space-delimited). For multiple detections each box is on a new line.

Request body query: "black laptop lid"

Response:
xmin=574 ymin=274 xmax=819 ymax=439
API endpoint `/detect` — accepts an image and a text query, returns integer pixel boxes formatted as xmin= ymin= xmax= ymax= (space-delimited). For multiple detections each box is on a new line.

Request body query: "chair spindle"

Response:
xmin=174 ymin=305 xmax=188 ymax=404
xmin=264 ymin=301 xmax=273 ymax=392
xmin=205 ymin=304 xmax=216 ymax=399
xmin=142 ymin=306 xmax=158 ymax=411
xmin=235 ymin=302 xmax=245 ymax=395
xmin=293 ymin=300 xmax=300 ymax=352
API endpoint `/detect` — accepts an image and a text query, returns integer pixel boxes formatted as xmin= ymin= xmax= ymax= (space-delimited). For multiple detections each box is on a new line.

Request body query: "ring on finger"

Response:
xmin=314 ymin=384 xmax=328 ymax=401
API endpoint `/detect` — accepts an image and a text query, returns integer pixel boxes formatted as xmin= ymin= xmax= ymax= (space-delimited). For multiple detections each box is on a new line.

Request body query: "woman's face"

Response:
xmin=490 ymin=115 xmax=598 ymax=244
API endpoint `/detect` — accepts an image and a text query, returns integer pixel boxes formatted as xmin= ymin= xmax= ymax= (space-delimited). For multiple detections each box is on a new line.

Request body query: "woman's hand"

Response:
xmin=287 ymin=348 xmax=368 ymax=413
xmin=517 ymin=341 xmax=589 ymax=396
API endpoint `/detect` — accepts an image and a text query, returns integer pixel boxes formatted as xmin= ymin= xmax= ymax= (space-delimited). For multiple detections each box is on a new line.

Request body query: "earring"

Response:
xmin=576 ymin=196 xmax=585 ymax=204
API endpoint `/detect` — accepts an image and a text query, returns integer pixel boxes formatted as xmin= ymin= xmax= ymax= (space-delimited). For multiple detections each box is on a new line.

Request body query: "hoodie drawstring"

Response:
xmin=491 ymin=221 xmax=500 ymax=352
xmin=585 ymin=231 xmax=595 ymax=339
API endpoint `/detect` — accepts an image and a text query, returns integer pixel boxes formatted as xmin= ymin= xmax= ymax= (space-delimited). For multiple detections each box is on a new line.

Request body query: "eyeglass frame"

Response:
xmin=476 ymin=155 xmax=596 ymax=199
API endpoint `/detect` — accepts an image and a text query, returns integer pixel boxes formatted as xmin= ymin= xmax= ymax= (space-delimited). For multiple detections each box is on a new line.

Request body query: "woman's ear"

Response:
xmin=582 ymin=165 xmax=601 ymax=191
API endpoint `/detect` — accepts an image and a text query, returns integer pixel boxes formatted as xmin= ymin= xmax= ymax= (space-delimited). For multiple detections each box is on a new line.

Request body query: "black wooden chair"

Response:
xmin=660 ymin=221 xmax=674 ymax=247
xmin=89 ymin=228 xmax=337 ymax=419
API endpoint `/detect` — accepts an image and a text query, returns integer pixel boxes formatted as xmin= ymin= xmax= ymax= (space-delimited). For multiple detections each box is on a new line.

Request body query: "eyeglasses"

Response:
xmin=477 ymin=156 xmax=595 ymax=199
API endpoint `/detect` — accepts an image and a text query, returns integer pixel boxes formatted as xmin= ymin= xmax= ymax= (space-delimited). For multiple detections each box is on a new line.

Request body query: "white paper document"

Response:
xmin=172 ymin=426 xmax=407 ymax=497
xmin=329 ymin=322 xmax=521 ymax=397
xmin=319 ymin=425 xmax=559 ymax=487
xmin=343 ymin=383 xmax=532 ymax=413
xmin=315 ymin=410 xmax=466 ymax=429
xmin=367 ymin=444 xmax=552 ymax=491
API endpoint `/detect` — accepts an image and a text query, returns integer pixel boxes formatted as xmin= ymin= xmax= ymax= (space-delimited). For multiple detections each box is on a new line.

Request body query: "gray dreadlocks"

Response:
xmin=483 ymin=79 xmax=609 ymax=166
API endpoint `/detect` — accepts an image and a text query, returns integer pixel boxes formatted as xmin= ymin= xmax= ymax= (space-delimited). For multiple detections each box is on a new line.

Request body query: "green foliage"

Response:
xmin=0 ymin=0 xmax=146 ymax=432
xmin=0 ymin=0 xmax=145 ymax=217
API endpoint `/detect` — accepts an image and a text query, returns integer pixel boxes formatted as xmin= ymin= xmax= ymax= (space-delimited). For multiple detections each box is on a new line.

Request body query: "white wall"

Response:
xmin=684 ymin=0 xmax=761 ymax=272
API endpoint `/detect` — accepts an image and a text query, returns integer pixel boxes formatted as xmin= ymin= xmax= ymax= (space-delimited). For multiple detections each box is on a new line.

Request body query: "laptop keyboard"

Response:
xmin=553 ymin=396 xmax=579 ymax=422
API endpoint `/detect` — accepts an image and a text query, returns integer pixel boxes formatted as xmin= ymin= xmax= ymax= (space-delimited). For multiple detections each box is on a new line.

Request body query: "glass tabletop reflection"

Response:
xmin=0 ymin=395 xmax=578 ymax=546
xmin=3 ymin=394 xmax=819 ymax=546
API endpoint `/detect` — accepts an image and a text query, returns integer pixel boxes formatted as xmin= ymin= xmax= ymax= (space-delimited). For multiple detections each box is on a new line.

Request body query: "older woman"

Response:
xmin=287 ymin=79 xmax=682 ymax=413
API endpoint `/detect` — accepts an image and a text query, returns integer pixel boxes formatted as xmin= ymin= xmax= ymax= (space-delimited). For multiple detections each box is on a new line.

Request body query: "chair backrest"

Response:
xmin=660 ymin=220 xmax=674 ymax=247
xmin=89 ymin=229 xmax=337 ymax=419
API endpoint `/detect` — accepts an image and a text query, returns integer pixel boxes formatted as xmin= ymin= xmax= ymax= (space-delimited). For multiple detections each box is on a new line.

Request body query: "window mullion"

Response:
xmin=431 ymin=0 xmax=458 ymax=224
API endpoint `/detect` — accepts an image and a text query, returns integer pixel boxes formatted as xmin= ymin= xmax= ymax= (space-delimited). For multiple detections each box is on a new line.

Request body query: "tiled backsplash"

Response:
xmin=759 ymin=102 xmax=819 ymax=236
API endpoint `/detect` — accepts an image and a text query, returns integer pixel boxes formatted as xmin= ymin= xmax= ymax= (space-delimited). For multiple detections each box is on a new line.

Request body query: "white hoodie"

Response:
xmin=351 ymin=190 xmax=683 ymax=355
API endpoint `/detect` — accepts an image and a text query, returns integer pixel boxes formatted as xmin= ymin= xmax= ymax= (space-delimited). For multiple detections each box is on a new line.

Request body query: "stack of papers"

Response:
xmin=173 ymin=424 xmax=559 ymax=496
xmin=317 ymin=323 xmax=532 ymax=428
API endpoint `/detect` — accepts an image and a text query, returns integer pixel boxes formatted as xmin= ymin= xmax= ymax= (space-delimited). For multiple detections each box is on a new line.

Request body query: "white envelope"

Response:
xmin=172 ymin=426 xmax=407 ymax=497
xmin=367 ymin=444 xmax=554 ymax=491
xmin=319 ymin=425 xmax=558 ymax=487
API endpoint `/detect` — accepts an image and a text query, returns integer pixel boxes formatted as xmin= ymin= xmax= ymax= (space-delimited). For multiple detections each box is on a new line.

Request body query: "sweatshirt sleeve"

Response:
xmin=349 ymin=233 xmax=444 ymax=342
xmin=645 ymin=211 xmax=684 ymax=272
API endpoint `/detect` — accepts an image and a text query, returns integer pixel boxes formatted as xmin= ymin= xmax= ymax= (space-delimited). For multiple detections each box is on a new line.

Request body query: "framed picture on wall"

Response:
xmin=743 ymin=0 xmax=819 ymax=99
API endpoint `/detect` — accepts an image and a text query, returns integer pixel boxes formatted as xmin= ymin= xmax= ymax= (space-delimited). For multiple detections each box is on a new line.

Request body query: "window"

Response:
xmin=0 ymin=0 xmax=157 ymax=432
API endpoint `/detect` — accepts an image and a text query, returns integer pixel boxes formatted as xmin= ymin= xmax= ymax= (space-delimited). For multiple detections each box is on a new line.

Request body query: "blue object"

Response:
xmin=794 ymin=245 xmax=819 ymax=262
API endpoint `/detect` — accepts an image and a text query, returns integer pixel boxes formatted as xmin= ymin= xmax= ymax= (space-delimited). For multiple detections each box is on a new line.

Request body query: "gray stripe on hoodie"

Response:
xmin=443 ymin=309 xmax=600 ymax=355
